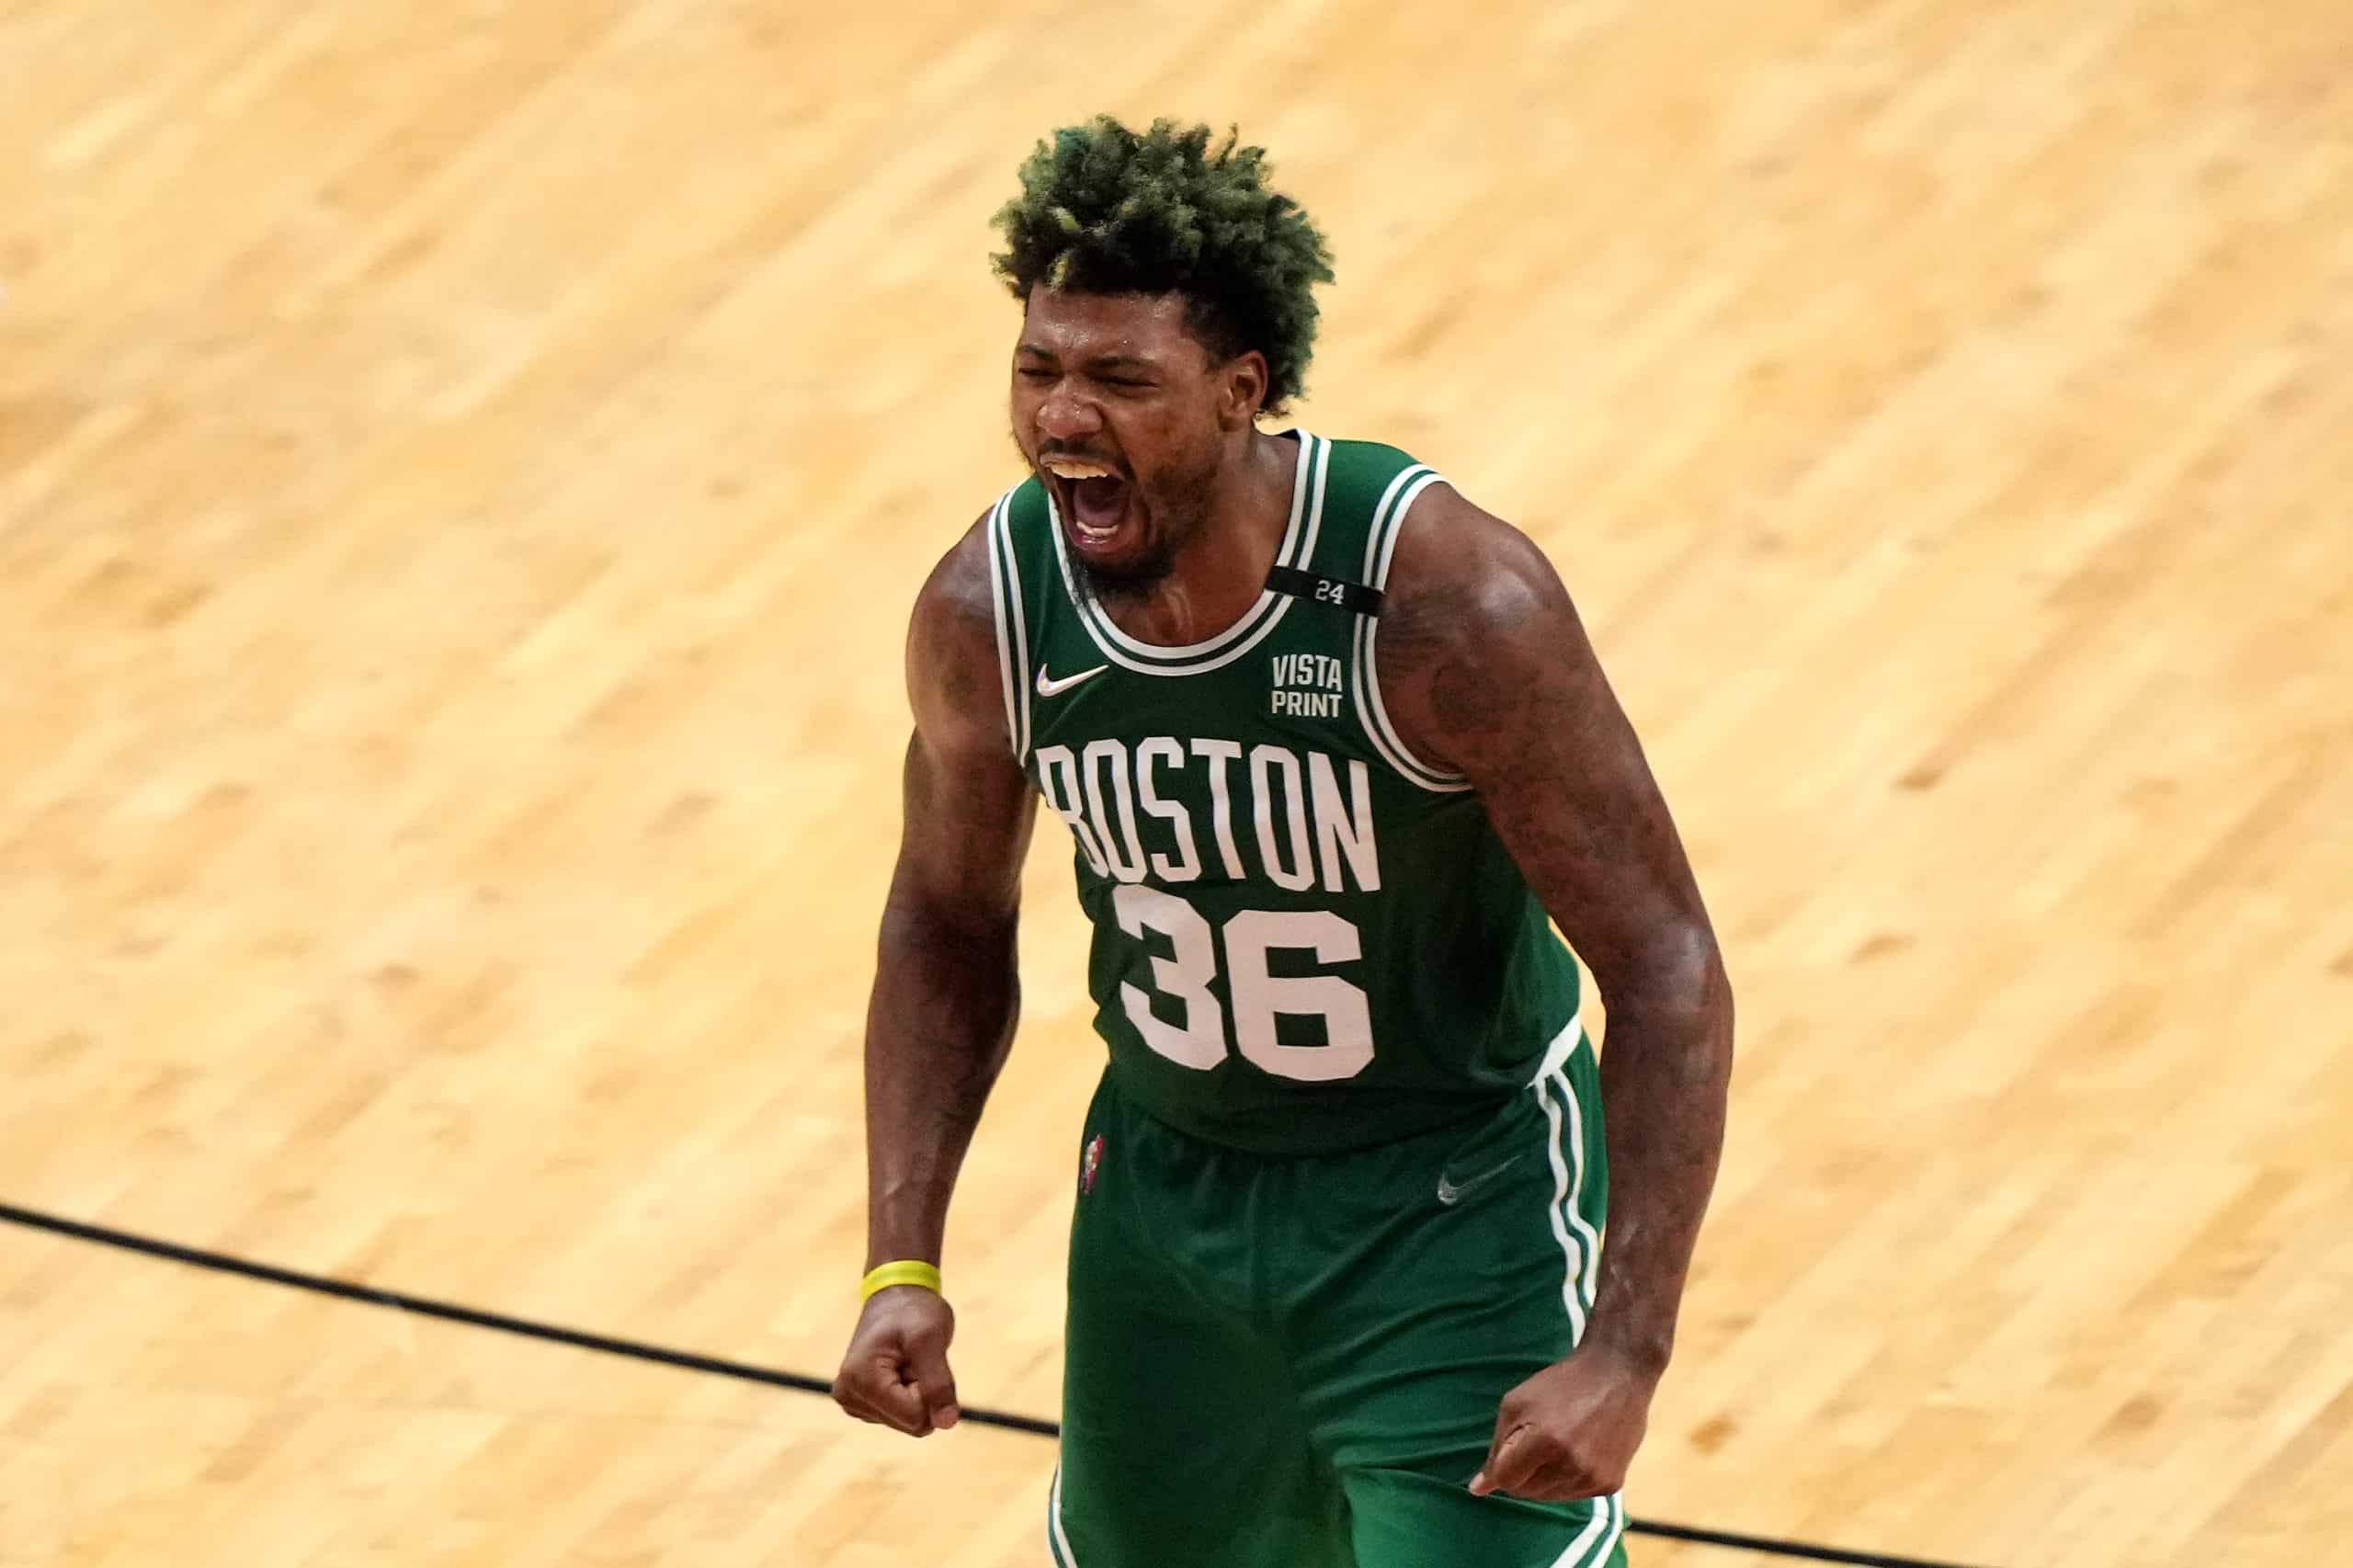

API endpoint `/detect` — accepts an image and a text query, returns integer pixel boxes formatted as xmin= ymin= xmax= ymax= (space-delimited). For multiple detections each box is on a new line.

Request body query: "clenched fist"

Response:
xmin=833 ymin=1286 xmax=961 ymax=1437
xmin=1469 ymin=1346 xmax=1658 ymax=1502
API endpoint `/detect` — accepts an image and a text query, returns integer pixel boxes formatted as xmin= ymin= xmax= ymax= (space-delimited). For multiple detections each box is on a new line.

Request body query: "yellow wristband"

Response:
xmin=860 ymin=1260 xmax=943 ymax=1303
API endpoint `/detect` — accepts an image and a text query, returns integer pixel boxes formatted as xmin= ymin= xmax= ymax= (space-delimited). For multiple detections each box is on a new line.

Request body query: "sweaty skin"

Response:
xmin=830 ymin=520 xmax=1031 ymax=1438
xmin=834 ymin=290 xmax=1733 ymax=1506
xmin=1378 ymin=484 xmax=1734 ymax=1502
xmin=1011 ymin=285 xmax=1295 ymax=623
xmin=836 ymin=285 xmax=1282 ymax=1437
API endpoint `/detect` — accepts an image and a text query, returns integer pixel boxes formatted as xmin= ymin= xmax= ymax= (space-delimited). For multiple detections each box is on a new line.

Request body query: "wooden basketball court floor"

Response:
xmin=3 ymin=2 xmax=2348 ymax=1563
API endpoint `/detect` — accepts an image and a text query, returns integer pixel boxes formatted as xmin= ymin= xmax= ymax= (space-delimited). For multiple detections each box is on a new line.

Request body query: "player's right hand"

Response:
xmin=832 ymin=1286 xmax=961 ymax=1436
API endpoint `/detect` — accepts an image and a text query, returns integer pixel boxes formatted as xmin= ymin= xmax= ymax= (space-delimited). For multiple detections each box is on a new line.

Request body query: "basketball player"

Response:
xmin=833 ymin=117 xmax=1733 ymax=1568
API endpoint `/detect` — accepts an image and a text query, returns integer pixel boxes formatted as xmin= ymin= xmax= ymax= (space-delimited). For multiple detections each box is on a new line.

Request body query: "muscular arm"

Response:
xmin=1381 ymin=484 xmax=1733 ymax=1383
xmin=861 ymin=514 xmax=1039 ymax=1274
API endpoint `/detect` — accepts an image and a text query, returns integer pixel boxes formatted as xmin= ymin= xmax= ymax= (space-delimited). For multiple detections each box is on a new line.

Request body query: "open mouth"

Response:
xmin=1042 ymin=456 xmax=1132 ymax=554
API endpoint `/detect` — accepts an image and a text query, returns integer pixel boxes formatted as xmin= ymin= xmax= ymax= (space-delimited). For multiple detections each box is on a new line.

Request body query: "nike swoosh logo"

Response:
xmin=1035 ymin=663 xmax=1108 ymax=698
xmin=1437 ymin=1153 xmax=1524 ymax=1207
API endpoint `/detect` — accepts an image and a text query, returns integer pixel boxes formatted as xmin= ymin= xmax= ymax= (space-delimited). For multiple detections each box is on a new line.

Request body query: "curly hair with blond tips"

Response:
xmin=990 ymin=116 xmax=1336 ymax=415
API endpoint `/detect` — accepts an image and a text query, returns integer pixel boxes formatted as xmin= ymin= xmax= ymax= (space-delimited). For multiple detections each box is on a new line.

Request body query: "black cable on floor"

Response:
xmin=0 ymin=1200 xmax=1990 ymax=1568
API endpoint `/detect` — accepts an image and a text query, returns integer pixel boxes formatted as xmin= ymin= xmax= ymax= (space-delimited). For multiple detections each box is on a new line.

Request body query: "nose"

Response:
xmin=1034 ymin=381 xmax=1103 ymax=445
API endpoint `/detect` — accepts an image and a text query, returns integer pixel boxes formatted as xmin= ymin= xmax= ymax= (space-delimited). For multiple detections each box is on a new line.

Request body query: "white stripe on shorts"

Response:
xmin=1529 ymin=1013 xmax=1625 ymax=1567
xmin=1549 ymin=1065 xmax=1605 ymax=1313
xmin=1529 ymin=1010 xmax=1584 ymax=1087
xmin=1046 ymin=1463 xmax=1079 ymax=1566
xmin=1535 ymin=1070 xmax=1589 ymax=1344
xmin=1551 ymin=1489 xmax=1627 ymax=1567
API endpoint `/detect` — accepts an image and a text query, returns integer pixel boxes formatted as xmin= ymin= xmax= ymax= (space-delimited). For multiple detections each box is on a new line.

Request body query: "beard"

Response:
xmin=1074 ymin=456 xmax=1219 ymax=599
xmin=1008 ymin=421 xmax=1224 ymax=602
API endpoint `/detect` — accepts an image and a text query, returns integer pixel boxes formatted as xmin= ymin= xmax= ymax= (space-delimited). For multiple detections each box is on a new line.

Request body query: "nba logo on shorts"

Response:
xmin=1080 ymin=1134 xmax=1105 ymax=1195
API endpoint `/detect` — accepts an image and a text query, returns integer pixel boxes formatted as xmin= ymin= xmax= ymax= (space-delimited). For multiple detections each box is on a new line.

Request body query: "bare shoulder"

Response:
xmin=1377 ymin=480 xmax=1604 ymax=775
xmin=906 ymin=508 xmax=1013 ymax=755
xmin=1381 ymin=479 xmax=1575 ymax=651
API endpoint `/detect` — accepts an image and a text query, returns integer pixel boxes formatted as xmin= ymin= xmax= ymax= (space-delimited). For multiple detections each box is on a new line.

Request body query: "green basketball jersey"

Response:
xmin=985 ymin=430 xmax=1582 ymax=1155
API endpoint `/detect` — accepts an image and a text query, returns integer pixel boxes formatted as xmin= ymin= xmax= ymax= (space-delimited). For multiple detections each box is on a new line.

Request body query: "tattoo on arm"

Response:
xmin=1381 ymin=490 xmax=1733 ymax=1377
xmin=860 ymin=513 xmax=1038 ymax=1270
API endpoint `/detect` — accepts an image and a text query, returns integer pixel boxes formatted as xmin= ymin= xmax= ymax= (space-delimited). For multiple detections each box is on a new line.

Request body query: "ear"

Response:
xmin=1218 ymin=350 xmax=1270 ymax=430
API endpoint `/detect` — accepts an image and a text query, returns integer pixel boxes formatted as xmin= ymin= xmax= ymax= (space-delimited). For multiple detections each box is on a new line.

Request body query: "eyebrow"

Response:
xmin=1017 ymin=345 xmax=1161 ymax=374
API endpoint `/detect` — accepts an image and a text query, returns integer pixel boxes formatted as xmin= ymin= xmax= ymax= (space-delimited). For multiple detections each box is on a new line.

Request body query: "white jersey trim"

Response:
xmin=1043 ymin=432 xmax=1329 ymax=676
xmin=985 ymin=488 xmax=1034 ymax=764
xmin=1353 ymin=467 xmax=1472 ymax=791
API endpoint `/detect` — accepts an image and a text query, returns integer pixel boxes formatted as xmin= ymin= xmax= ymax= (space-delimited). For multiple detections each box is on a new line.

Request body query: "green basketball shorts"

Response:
xmin=1049 ymin=1024 xmax=1628 ymax=1568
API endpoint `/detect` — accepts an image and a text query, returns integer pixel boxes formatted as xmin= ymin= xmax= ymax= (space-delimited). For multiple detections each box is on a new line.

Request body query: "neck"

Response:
xmin=1086 ymin=428 xmax=1298 ymax=646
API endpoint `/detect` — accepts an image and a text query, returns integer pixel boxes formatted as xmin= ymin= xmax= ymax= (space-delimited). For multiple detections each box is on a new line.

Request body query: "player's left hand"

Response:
xmin=1468 ymin=1346 xmax=1657 ymax=1502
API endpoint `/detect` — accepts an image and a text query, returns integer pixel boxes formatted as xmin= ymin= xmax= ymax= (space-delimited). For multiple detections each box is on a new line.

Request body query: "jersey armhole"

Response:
xmin=1354 ymin=469 xmax=1474 ymax=793
xmin=983 ymin=489 xmax=1034 ymax=766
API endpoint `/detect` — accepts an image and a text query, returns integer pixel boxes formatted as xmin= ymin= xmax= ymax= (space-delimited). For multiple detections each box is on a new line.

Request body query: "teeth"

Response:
xmin=1044 ymin=459 xmax=1117 ymax=480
